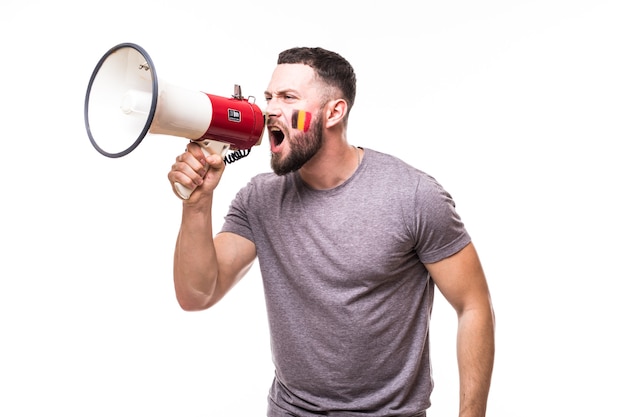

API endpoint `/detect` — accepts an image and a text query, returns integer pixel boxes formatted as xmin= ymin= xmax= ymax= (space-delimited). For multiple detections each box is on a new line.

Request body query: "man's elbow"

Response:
xmin=175 ymin=289 xmax=215 ymax=312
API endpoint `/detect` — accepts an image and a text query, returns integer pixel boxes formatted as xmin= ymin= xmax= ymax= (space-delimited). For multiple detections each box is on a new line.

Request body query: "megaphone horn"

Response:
xmin=84 ymin=42 xmax=265 ymax=199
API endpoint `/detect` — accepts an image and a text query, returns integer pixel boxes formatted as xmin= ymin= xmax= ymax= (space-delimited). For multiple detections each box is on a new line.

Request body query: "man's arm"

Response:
xmin=169 ymin=146 xmax=257 ymax=311
xmin=426 ymin=242 xmax=495 ymax=417
xmin=173 ymin=207 xmax=256 ymax=311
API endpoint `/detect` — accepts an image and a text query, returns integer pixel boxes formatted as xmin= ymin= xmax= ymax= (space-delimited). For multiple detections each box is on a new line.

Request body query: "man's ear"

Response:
xmin=325 ymin=99 xmax=348 ymax=128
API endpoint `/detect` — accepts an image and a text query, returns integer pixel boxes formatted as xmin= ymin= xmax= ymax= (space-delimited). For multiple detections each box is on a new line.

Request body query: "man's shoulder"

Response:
xmin=247 ymin=171 xmax=289 ymax=187
xmin=362 ymin=148 xmax=432 ymax=181
xmin=240 ymin=171 xmax=293 ymax=198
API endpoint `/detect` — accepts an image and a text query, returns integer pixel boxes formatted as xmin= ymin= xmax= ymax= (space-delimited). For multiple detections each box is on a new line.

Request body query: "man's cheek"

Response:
xmin=291 ymin=110 xmax=312 ymax=132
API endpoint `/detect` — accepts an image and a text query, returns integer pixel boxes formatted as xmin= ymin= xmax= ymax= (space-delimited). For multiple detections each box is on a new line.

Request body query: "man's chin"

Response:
xmin=270 ymin=155 xmax=288 ymax=176
xmin=271 ymin=154 xmax=304 ymax=176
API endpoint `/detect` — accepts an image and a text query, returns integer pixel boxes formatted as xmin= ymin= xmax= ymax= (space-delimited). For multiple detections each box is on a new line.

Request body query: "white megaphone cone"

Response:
xmin=84 ymin=43 xmax=265 ymax=199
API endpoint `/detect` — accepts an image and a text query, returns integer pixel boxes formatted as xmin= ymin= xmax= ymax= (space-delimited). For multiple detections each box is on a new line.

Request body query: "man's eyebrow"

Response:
xmin=264 ymin=89 xmax=298 ymax=97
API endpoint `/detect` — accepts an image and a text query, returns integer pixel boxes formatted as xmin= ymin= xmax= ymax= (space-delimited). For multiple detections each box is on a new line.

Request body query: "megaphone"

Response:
xmin=84 ymin=42 xmax=265 ymax=199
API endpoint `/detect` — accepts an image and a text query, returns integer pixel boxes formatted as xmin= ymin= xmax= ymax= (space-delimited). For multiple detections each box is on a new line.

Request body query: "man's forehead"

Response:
xmin=266 ymin=63 xmax=316 ymax=92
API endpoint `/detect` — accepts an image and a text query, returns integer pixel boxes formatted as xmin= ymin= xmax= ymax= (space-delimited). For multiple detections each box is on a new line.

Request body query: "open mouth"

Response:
xmin=268 ymin=125 xmax=285 ymax=148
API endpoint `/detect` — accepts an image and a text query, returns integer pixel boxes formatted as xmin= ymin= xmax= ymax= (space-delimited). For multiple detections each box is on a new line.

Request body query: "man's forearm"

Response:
xmin=173 ymin=202 xmax=218 ymax=311
xmin=457 ymin=305 xmax=495 ymax=417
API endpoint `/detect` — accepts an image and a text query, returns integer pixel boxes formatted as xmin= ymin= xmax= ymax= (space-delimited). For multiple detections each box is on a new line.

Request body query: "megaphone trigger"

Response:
xmin=173 ymin=139 xmax=231 ymax=200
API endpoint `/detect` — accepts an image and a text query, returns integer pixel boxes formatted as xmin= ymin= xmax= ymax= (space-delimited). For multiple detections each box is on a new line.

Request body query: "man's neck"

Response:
xmin=298 ymin=142 xmax=361 ymax=190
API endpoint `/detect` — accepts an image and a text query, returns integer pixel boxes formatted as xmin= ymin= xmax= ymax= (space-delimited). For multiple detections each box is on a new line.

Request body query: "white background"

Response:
xmin=1 ymin=1 xmax=624 ymax=415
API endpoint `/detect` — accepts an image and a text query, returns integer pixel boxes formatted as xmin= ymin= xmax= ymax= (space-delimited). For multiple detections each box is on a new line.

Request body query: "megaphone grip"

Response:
xmin=174 ymin=140 xmax=230 ymax=200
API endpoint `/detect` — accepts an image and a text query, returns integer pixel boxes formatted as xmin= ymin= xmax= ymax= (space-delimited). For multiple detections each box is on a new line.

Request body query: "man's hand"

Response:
xmin=168 ymin=142 xmax=226 ymax=201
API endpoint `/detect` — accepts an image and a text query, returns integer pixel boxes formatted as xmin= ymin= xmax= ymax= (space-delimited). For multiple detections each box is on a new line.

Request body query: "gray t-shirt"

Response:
xmin=221 ymin=148 xmax=471 ymax=416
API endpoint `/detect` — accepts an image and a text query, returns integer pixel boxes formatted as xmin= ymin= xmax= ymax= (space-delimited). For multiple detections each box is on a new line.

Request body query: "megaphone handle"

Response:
xmin=174 ymin=140 xmax=230 ymax=200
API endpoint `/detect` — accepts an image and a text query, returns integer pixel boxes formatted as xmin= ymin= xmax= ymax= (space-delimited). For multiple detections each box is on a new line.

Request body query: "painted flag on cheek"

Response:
xmin=291 ymin=110 xmax=312 ymax=132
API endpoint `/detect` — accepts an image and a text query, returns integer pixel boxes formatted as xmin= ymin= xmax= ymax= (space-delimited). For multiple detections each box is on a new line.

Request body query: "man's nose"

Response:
xmin=264 ymin=100 xmax=282 ymax=119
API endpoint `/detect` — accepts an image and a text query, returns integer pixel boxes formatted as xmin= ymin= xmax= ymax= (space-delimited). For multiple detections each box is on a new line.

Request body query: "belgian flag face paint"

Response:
xmin=291 ymin=109 xmax=312 ymax=132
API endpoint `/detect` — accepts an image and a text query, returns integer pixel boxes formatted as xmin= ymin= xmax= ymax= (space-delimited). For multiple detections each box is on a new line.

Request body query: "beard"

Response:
xmin=271 ymin=111 xmax=324 ymax=176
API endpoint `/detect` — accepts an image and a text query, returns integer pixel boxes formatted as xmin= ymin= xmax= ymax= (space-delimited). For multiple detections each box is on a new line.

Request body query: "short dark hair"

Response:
xmin=277 ymin=47 xmax=357 ymax=115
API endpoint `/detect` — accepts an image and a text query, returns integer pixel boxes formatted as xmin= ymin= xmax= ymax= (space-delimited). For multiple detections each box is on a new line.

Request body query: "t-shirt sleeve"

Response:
xmin=411 ymin=174 xmax=471 ymax=264
xmin=219 ymin=182 xmax=256 ymax=243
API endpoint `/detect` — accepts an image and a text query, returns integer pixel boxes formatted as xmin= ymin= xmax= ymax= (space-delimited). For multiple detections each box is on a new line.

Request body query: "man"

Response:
xmin=167 ymin=47 xmax=495 ymax=417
